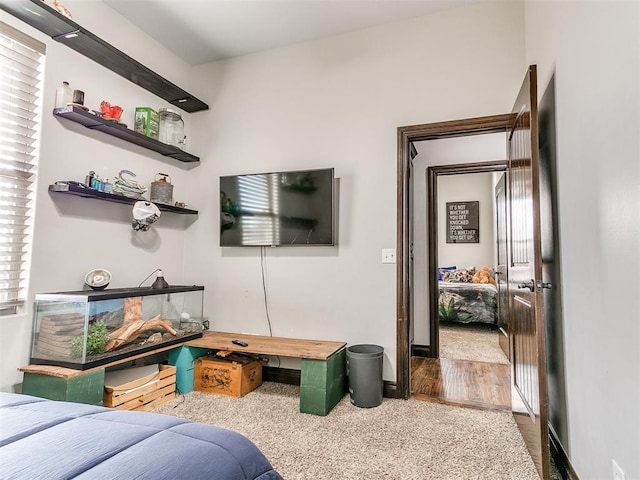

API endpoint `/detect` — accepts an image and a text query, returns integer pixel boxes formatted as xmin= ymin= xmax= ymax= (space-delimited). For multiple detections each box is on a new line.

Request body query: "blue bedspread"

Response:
xmin=0 ymin=392 xmax=282 ymax=480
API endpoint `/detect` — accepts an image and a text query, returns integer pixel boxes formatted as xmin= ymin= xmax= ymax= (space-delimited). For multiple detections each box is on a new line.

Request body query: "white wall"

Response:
xmin=0 ymin=0 xmax=205 ymax=392
xmin=412 ymin=134 xmax=505 ymax=345
xmin=184 ymin=2 xmax=525 ymax=380
xmin=437 ymin=173 xmax=496 ymax=268
xmin=3 ymin=1 xmax=637 ymax=477
xmin=525 ymin=2 xmax=640 ymax=478
xmin=0 ymin=0 xmax=526 ymax=388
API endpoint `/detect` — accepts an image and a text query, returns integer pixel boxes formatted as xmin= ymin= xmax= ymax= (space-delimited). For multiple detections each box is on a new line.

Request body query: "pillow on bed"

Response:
xmin=442 ymin=267 xmax=476 ymax=283
xmin=438 ymin=266 xmax=456 ymax=281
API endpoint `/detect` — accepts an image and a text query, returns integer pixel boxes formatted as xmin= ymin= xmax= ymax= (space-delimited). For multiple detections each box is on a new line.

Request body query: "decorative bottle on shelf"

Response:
xmin=151 ymin=269 xmax=169 ymax=290
xmin=55 ymin=81 xmax=72 ymax=109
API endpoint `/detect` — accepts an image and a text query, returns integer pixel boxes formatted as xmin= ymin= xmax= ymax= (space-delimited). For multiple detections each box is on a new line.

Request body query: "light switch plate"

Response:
xmin=382 ymin=248 xmax=396 ymax=264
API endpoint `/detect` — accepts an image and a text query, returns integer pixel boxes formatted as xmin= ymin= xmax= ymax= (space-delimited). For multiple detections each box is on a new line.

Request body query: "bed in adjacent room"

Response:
xmin=0 ymin=392 xmax=282 ymax=480
xmin=438 ymin=267 xmax=498 ymax=325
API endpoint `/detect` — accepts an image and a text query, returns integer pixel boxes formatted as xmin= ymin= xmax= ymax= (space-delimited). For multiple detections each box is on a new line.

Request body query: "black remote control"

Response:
xmin=232 ymin=339 xmax=248 ymax=347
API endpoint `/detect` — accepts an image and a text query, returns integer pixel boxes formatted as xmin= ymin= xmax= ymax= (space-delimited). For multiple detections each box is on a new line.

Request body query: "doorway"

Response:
xmin=411 ymin=159 xmax=511 ymax=411
xmin=410 ymin=133 xmax=508 ymax=360
xmin=426 ymin=161 xmax=507 ymax=361
xmin=395 ymin=113 xmax=514 ymax=396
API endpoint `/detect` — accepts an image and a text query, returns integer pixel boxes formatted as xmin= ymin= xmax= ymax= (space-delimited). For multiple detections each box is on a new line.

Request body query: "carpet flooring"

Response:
xmin=439 ymin=323 xmax=509 ymax=364
xmin=154 ymin=382 xmax=539 ymax=480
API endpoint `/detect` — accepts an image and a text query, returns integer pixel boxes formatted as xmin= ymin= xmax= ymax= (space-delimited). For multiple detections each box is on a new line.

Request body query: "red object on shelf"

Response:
xmin=100 ymin=101 xmax=123 ymax=121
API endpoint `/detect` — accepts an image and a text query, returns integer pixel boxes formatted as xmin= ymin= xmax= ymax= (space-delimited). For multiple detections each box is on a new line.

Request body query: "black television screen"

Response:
xmin=220 ymin=168 xmax=335 ymax=246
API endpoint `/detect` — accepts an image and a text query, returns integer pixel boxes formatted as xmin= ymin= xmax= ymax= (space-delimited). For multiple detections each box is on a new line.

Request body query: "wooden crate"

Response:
xmin=103 ymin=364 xmax=176 ymax=411
xmin=194 ymin=355 xmax=262 ymax=397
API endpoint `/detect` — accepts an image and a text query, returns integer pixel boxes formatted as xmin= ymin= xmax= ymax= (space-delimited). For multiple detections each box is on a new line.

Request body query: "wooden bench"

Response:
xmin=171 ymin=331 xmax=347 ymax=416
xmin=19 ymin=332 xmax=347 ymax=416
xmin=18 ymin=342 xmax=188 ymax=406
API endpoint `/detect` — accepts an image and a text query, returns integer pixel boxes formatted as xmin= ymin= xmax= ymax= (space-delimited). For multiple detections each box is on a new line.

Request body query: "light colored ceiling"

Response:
xmin=103 ymin=0 xmax=482 ymax=66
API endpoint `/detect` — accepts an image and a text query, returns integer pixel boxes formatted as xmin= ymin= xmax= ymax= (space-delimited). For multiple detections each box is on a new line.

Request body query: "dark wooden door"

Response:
xmin=538 ymin=74 xmax=569 ymax=450
xmin=507 ymin=65 xmax=550 ymax=480
xmin=494 ymin=173 xmax=509 ymax=358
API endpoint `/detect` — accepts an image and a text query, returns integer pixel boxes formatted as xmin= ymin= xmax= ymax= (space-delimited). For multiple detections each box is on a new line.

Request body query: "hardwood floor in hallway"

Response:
xmin=411 ymin=356 xmax=511 ymax=411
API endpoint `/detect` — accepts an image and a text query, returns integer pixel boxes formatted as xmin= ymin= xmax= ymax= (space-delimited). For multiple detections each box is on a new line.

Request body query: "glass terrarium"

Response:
xmin=31 ymin=286 xmax=204 ymax=369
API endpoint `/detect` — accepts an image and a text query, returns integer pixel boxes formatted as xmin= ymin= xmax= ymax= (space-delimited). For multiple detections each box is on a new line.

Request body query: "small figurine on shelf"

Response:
xmin=100 ymin=101 xmax=123 ymax=123
xmin=47 ymin=0 xmax=72 ymax=18
xmin=100 ymin=101 xmax=112 ymax=118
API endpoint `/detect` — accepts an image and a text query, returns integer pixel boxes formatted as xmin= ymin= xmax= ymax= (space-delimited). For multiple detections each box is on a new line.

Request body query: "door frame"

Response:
xmin=494 ymin=172 xmax=511 ymax=359
xmin=396 ymin=113 xmax=515 ymax=399
xmin=426 ymin=160 xmax=507 ymax=359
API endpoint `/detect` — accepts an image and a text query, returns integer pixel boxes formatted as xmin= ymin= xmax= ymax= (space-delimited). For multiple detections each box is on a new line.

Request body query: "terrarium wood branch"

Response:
xmin=105 ymin=297 xmax=176 ymax=351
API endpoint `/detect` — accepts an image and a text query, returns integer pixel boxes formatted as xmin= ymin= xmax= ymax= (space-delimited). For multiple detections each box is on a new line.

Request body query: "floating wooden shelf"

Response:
xmin=53 ymin=107 xmax=199 ymax=163
xmin=49 ymin=183 xmax=198 ymax=215
xmin=0 ymin=0 xmax=208 ymax=113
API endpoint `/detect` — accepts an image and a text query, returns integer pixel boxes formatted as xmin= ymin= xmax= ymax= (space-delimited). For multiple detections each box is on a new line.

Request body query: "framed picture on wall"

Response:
xmin=446 ymin=201 xmax=479 ymax=243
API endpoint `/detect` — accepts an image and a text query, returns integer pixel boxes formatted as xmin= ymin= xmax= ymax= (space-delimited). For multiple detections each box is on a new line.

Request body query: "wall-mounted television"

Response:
xmin=220 ymin=168 xmax=335 ymax=247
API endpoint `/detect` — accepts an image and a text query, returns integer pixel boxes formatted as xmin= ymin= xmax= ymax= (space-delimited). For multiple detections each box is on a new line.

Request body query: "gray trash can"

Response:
xmin=346 ymin=344 xmax=384 ymax=408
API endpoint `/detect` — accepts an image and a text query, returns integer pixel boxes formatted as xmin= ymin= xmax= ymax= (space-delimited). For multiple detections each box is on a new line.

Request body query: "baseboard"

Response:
xmin=263 ymin=367 xmax=398 ymax=400
xmin=383 ymin=381 xmax=398 ymax=398
xmin=411 ymin=344 xmax=431 ymax=358
xmin=263 ymin=366 xmax=301 ymax=385
xmin=549 ymin=426 xmax=579 ymax=480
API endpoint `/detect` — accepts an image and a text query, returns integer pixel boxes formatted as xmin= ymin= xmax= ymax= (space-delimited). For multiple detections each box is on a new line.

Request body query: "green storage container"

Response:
xmin=134 ymin=107 xmax=159 ymax=139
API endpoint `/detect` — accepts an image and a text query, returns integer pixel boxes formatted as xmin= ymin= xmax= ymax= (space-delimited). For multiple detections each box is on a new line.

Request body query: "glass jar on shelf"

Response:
xmin=55 ymin=81 xmax=72 ymax=108
xmin=158 ymin=108 xmax=186 ymax=150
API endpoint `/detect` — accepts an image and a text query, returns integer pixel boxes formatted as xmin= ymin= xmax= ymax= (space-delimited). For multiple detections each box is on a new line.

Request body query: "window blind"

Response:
xmin=0 ymin=21 xmax=45 ymax=315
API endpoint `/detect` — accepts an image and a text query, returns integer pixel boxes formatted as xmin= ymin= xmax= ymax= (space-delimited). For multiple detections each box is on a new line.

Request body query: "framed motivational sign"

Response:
xmin=446 ymin=201 xmax=479 ymax=243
